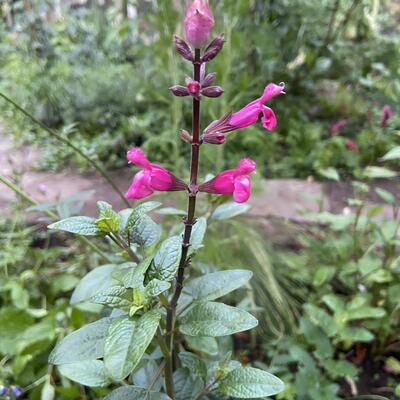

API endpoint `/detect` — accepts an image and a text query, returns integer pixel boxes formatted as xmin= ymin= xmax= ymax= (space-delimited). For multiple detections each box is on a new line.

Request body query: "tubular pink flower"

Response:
xmin=229 ymin=83 xmax=285 ymax=131
xmin=125 ymin=148 xmax=187 ymax=200
xmin=198 ymin=158 xmax=256 ymax=203
xmin=381 ymin=104 xmax=393 ymax=127
xmin=184 ymin=0 xmax=215 ymax=48
xmin=330 ymin=118 xmax=348 ymax=136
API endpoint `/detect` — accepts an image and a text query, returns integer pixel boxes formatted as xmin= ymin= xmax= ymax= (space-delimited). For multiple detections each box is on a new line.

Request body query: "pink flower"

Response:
xmin=346 ymin=139 xmax=358 ymax=152
xmin=125 ymin=148 xmax=187 ymax=200
xmin=381 ymin=104 xmax=393 ymax=127
xmin=229 ymin=83 xmax=285 ymax=131
xmin=330 ymin=119 xmax=348 ymax=136
xmin=184 ymin=0 xmax=215 ymax=48
xmin=199 ymin=158 xmax=256 ymax=203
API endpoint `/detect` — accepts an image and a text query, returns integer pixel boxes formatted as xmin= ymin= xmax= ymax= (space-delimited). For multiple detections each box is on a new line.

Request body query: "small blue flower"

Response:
xmin=0 ymin=386 xmax=8 ymax=396
xmin=11 ymin=386 xmax=22 ymax=398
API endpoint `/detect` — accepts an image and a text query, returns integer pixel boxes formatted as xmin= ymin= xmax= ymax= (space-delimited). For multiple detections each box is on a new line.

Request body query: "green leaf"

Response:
xmin=339 ymin=326 xmax=374 ymax=342
xmin=71 ymin=264 xmax=118 ymax=304
xmin=58 ymin=360 xmax=110 ymax=387
xmin=212 ymin=202 xmax=250 ymax=220
xmin=299 ymin=318 xmax=333 ymax=359
xmin=322 ymin=294 xmax=345 ymax=313
xmin=149 ymin=236 xmax=182 ymax=282
xmin=318 ymin=167 xmax=340 ymax=181
xmin=346 ymin=306 xmax=386 ymax=321
xmin=218 ymin=366 xmax=284 ymax=398
xmin=104 ymin=386 xmax=171 ymax=400
xmin=173 ymin=368 xmax=203 ymax=400
xmin=104 ymin=311 xmax=161 ymax=381
xmin=49 ymin=318 xmax=112 ymax=365
xmin=96 ymin=201 xmax=121 ymax=233
xmin=48 ymin=216 xmax=101 ymax=236
xmin=145 ymin=279 xmax=171 ymax=298
xmin=121 ymin=257 xmax=152 ymax=289
xmin=132 ymin=360 xmax=162 ymax=390
xmin=363 ymin=166 xmax=397 ymax=179
xmin=381 ymin=146 xmax=400 ymax=161
xmin=91 ymin=286 xmax=133 ymax=311
xmin=41 ymin=378 xmax=55 ymax=400
xmin=189 ymin=217 xmax=207 ymax=253
xmin=178 ymin=352 xmax=207 ymax=380
xmin=304 ymin=304 xmax=338 ymax=337
xmin=375 ymin=188 xmax=396 ymax=204
xmin=184 ymin=269 xmax=252 ymax=302
xmin=184 ymin=336 xmax=218 ymax=356
xmin=179 ymin=302 xmax=258 ymax=337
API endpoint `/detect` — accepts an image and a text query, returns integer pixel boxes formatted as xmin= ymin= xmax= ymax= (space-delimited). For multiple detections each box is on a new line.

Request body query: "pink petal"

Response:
xmin=125 ymin=169 xmax=153 ymax=200
xmin=233 ymin=175 xmax=251 ymax=203
xmin=230 ymin=103 xmax=261 ymax=128
xmin=261 ymin=106 xmax=277 ymax=131
xmin=185 ymin=0 xmax=214 ymax=48
xmin=238 ymin=158 xmax=256 ymax=174
xmin=260 ymin=83 xmax=285 ymax=103
xmin=127 ymin=148 xmax=150 ymax=167
xmin=212 ymin=170 xmax=236 ymax=194
xmin=149 ymin=165 xmax=174 ymax=191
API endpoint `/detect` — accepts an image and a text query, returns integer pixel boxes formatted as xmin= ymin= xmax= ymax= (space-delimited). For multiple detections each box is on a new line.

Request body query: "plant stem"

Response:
xmin=164 ymin=48 xmax=202 ymax=398
xmin=0 ymin=91 xmax=130 ymax=207
xmin=0 ymin=174 xmax=112 ymax=262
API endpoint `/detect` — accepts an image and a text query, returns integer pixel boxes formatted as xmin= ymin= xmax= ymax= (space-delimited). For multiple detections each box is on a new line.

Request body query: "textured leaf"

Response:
xmin=91 ymin=286 xmax=132 ymax=311
xmin=179 ymin=302 xmax=258 ymax=337
xmin=218 ymin=366 xmax=284 ymax=398
xmin=121 ymin=257 xmax=152 ymax=289
xmin=132 ymin=360 xmax=162 ymax=391
xmin=105 ymin=386 xmax=171 ymax=400
xmin=184 ymin=335 xmax=218 ymax=356
xmin=211 ymin=202 xmax=250 ymax=220
xmin=173 ymin=368 xmax=203 ymax=400
xmin=58 ymin=360 xmax=110 ymax=387
xmin=145 ymin=279 xmax=171 ymax=298
xmin=178 ymin=352 xmax=207 ymax=379
xmin=104 ymin=311 xmax=161 ymax=381
xmin=96 ymin=201 xmax=121 ymax=232
xmin=71 ymin=265 xmax=118 ymax=304
xmin=185 ymin=269 xmax=252 ymax=302
xmin=49 ymin=318 xmax=112 ymax=365
xmin=188 ymin=217 xmax=207 ymax=253
xmin=48 ymin=216 xmax=101 ymax=236
xmin=149 ymin=236 xmax=182 ymax=282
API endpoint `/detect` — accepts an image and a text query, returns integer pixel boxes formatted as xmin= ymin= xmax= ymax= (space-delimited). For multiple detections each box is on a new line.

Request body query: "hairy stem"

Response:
xmin=164 ymin=48 xmax=202 ymax=398
xmin=0 ymin=174 xmax=111 ymax=262
xmin=0 ymin=91 xmax=130 ymax=207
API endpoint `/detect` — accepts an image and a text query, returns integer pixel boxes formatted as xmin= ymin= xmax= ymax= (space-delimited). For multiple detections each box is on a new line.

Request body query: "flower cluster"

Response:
xmin=0 ymin=385 xmax=23 ymax=399
xmin=125 ymin=0 xmax=285 ymax=204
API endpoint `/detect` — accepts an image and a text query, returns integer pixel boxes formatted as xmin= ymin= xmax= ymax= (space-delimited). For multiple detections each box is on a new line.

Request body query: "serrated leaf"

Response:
xmin=58 ymin=360 xmax=110 ymax=387
xmin=381 ymin=146 xmax=400 ymax=161
xmin=145 ymin=279 xmax=171 ymax=298
xmin=49 ymin=318 xmax=112 ymax=365
xmin=129 ymin=214 xmax=162 ymax=247
xmin=104 ymin=386 xmax=171 ymax=400
xmin=218 ymin=366 xmax=284 ymax=398
xmin=48 ymin=217 xmax=101 ymax=236
xmin=71 ymin=265 xmax=118 ymax=304
xmin=104 ymin=311 xmax=161 ymax=381
xmin=96 ymin=201 xmax=121 ymax=232
xmin=212 ymin=202 xmax=250 ymax=220
xmin=91 ymin=286 xmax=132 ymax=311
xmin=179 ymin=302 xmax=258 ymax=337
xmin=184 ymin=269 xmax=252 ymax=302
xmin=149 ymin=236 xmax=182 ymax=282
xmin=121 ymin=257 xmax=153 ymax=289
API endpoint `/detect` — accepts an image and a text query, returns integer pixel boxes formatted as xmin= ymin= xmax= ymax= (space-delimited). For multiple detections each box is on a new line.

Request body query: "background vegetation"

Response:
xmin=0 ymin=0 xmax=400 ymax=399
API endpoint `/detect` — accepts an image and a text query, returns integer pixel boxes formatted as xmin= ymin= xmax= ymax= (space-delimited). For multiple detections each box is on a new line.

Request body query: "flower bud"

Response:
xmin=186 ymin=79 xmax=201 ymax=96
xmin=169 ymin=85 xmax=190 ymax=97
xmin=201 ymin=33 xmax=225 ymax=62
xmin=201 ymin=131 xmax=226 ymax=145
xmin=201 ymin=86 xmax=224 ymax=98
xmin=180 ymin=129 xmax=193 ymax=143
xmin=174 ymin=36 xmax=194 ymax=62
xmin=184 ymin=0 xmax=215 ymax=48
xmin=201 ymin=72 xmax=217 ymax=88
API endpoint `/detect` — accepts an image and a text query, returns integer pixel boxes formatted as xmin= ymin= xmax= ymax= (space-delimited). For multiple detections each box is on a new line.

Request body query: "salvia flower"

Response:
xmin=199 ymin=158 xmax=256 ymax=203
xmin=229 ymin=83 xmax=285 ymax=131
xmin=381 ymin=104 xmax=393 ymax=127
xmin=184 ymin=0 xmax=214 ymax=48
xmin=346 ymin=139 xmax=358 ymax=152
xmin=125 ymin=148 xmax=187 ymax=200
xmin=330 ymin=118 xmax=348 ymax=136
xmin=186 ymin=78 xmax=202 ymax=97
